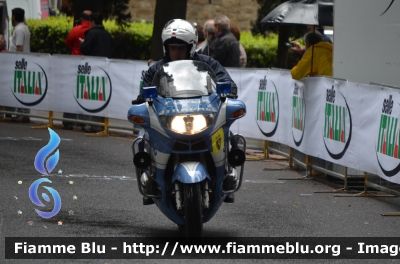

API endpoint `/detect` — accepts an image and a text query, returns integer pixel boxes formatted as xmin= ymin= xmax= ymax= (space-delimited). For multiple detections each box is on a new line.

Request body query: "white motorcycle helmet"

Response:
xmin=162 ymin=19 xmax=198 ymax=59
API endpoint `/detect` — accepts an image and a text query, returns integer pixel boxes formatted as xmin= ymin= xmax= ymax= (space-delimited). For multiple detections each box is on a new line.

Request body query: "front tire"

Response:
xmin=184 ymin=183 xmax=203 ymax=237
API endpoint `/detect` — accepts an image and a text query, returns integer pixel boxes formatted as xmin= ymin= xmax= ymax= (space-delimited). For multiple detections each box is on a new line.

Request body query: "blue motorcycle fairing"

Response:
xmin=172 ymin=161 xmax=211 ymax=183
xmin=127 ymin=103 xmax=150 ymax=128
xmin=128 ymin=101 xmax=175 ymax=154
xmin=152 ymin=165 xmax=226 ymax=225
xmin=225 ymin=99 xmax=246 ymax=126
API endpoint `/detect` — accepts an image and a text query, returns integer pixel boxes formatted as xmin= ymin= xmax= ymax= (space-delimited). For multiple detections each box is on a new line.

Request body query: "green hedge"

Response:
xmin=27 ymin=16 xmax=153 ymax=60
xmin=26 ymin=16 xmax=278 ymax=68
xmin=240 ymin=31 xmax=277 ymax=68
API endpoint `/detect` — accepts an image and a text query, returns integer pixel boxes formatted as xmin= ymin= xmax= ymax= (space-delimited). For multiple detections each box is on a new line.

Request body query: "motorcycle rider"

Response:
xmin=134 ymin=19 xmax=238 ymax=203
xmin=132 ymin=18 xmax=238 ymax=104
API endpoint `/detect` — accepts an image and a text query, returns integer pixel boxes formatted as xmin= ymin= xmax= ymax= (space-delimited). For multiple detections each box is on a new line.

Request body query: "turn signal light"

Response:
xmin=230 ymin=109 xmax=245 ymax=119
xmin=129 ymin=115 xmax=146 ymax=124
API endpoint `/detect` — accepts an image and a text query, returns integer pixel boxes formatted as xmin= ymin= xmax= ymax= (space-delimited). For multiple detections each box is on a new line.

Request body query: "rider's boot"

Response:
xmin=223 ymin=167 xmax=238 ymax=203
xmin=143 ymin=197 xmax=154 ymax=205
xmin=224 ymin=193 xmax=235 ymax=203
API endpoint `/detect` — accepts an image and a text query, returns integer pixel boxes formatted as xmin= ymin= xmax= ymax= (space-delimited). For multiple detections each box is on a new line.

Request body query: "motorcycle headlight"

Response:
xmin=160 ymin=114 xmax=215 ymax=134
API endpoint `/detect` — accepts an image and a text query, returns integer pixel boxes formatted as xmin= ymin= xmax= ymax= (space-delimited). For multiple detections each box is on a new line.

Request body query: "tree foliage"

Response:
xmin=251 ymin=0 xmax=283 ymax=36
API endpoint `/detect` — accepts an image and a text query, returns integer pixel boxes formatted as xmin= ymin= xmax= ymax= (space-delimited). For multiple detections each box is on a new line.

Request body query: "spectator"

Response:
xmin=197 ymin=19 xmax=216 ymax=55
xmin=291 ymin=31 xmax=333 ymax=80
xmin=9 ymin=8 xmax=30 ymax=53
xmin=308 ymin=25 xmax=332 ymax=44
xmin=66 ymin=10 xmax=92 ymax=55
xmin=63 ymin=10 xmax=92 ymax=130
xmin=230 ymin=23 xmax=247 ymax=68
xmin=79 ymin=13 xmax=112 ymax=133
xmin=9 ymin=8 xmax=31 ymax=123
xmin=0 ymin=34 xmax=7 ymax=118
xmin=291 ymin=25 xmax=332 ymax=55
xmin=0 ymin=34 xmax=7 ymax=52
xmin=209 ymin=15 xmax=240 ymax=68
xmin=194 ymin=24 xmax=205 ymax=45
xmin=80 ymin=13 xmax=112 ymax=57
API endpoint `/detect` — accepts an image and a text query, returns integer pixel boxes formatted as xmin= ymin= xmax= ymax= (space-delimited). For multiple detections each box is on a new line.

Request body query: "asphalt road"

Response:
xmin=1 ymin=120 xmax=400 ymax=263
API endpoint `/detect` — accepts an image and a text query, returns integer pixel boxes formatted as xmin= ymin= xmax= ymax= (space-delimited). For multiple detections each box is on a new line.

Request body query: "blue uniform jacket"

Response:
xmin=143 ymin=53 xmax=236 ymax=87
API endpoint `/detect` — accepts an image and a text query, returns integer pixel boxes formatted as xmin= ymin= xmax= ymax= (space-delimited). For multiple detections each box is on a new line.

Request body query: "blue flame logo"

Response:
xmin=30 ymin=128 xmax=62 ymax=219
xmin=29 ymin=178 xmax=62 ymax=218
xmin=34 ymin=128 xmax=60 ymax=175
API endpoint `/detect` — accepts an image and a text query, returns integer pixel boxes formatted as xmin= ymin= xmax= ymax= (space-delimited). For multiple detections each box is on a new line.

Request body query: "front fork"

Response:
xmin=174 ymin=180 xmax=210 ymax=211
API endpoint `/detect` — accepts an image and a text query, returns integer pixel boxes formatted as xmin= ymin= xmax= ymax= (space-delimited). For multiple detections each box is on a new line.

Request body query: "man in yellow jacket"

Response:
xmin=290 ymin=31 xmax=333 ymax=80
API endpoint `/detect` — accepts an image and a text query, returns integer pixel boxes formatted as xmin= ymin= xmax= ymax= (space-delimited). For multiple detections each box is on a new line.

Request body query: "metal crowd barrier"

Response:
xmin=265 ymin=140 xmax=400 ymax=216
xmin=0 ymin=109 xmax=140 ymax=137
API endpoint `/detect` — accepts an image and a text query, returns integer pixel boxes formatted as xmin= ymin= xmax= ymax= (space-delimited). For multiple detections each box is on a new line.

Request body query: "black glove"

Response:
xmin=227 ymin=82 xmax=238 ymax=99
xmin=131 ymin=93 xmax=145 ymax=105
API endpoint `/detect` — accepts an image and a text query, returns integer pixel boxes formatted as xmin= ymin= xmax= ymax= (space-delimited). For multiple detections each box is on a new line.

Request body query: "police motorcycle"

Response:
xmin=127 ymin=60 xmax=246 ymax=237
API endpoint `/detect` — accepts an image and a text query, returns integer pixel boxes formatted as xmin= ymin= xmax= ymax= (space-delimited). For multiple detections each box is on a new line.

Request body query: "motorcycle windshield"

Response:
xmin=151 ymin=60 xmax=218 ymax=98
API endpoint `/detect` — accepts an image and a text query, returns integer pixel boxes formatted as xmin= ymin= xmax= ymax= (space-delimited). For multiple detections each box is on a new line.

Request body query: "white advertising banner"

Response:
xmin=0 ymin=52 xmax=52 ymax=110
xmin=228 ymin=68 xmax=269 ymax=140
xmin=1 ymin=54 xmax=400 ymax=184
xmin=50 ymin=55 xmax=111 ymax=116
xmin=232 ymin=69 xmax=400 ymax=184
xmin=106 ymin=59 xmax=147 ymax=120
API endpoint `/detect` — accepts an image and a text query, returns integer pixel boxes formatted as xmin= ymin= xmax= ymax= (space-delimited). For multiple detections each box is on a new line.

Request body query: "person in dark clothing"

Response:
xmin=198 ymin=19 xmax=216 ymax=56
xmin=63 ymin=10 xmax=92 ymax=130
xmin=79 ymin=13 xmax=112 ymax=133
xmin=66 ymin=10 xmax=92 ymax=55
xmin=80 ymin=13 xmax=112 ymax=57
xmin=134 ymin=19 xmax=237 ymax=105
xmin=142 ymin=50 xmax=236 ymax=90
xmin=208 ymin=15 xmax=241 ymax=68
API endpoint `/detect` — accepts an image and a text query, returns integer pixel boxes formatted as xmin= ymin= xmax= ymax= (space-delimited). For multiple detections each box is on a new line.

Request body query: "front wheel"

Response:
xmin=184 ymin=183 xmax=203 ymax=237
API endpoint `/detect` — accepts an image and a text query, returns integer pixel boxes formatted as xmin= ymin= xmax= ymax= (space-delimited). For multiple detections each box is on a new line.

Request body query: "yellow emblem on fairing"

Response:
xmin=211 ymin=128 xmax=224 ymax=154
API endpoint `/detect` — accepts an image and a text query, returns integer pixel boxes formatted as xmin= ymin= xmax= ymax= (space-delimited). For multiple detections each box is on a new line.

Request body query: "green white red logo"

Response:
xmin=74 ymin=62 xmax=112 ymax=113
xmin=324 ymin=104 xmax=346 ymax=143
xmin=292 ymin=82 xmax=305 ymax=146
xmin=256 ymin=76 xmax=279 ymax=137
xmin=11 ymin=58 xmax=48 ymax=106
xmin=376 ymin=95 xmax=400 ymax=177
xmin=323 ymin=84 xmax=352 ymax=160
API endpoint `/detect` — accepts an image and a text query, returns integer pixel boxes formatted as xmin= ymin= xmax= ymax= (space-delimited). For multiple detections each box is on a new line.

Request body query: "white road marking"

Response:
xmin=0 ymin=137 xmax=73 ymax=141
xmin=245 ymin=180 xmax=285 ymax=184
xmin=45 ymin=174 xmax=135 ymax=180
